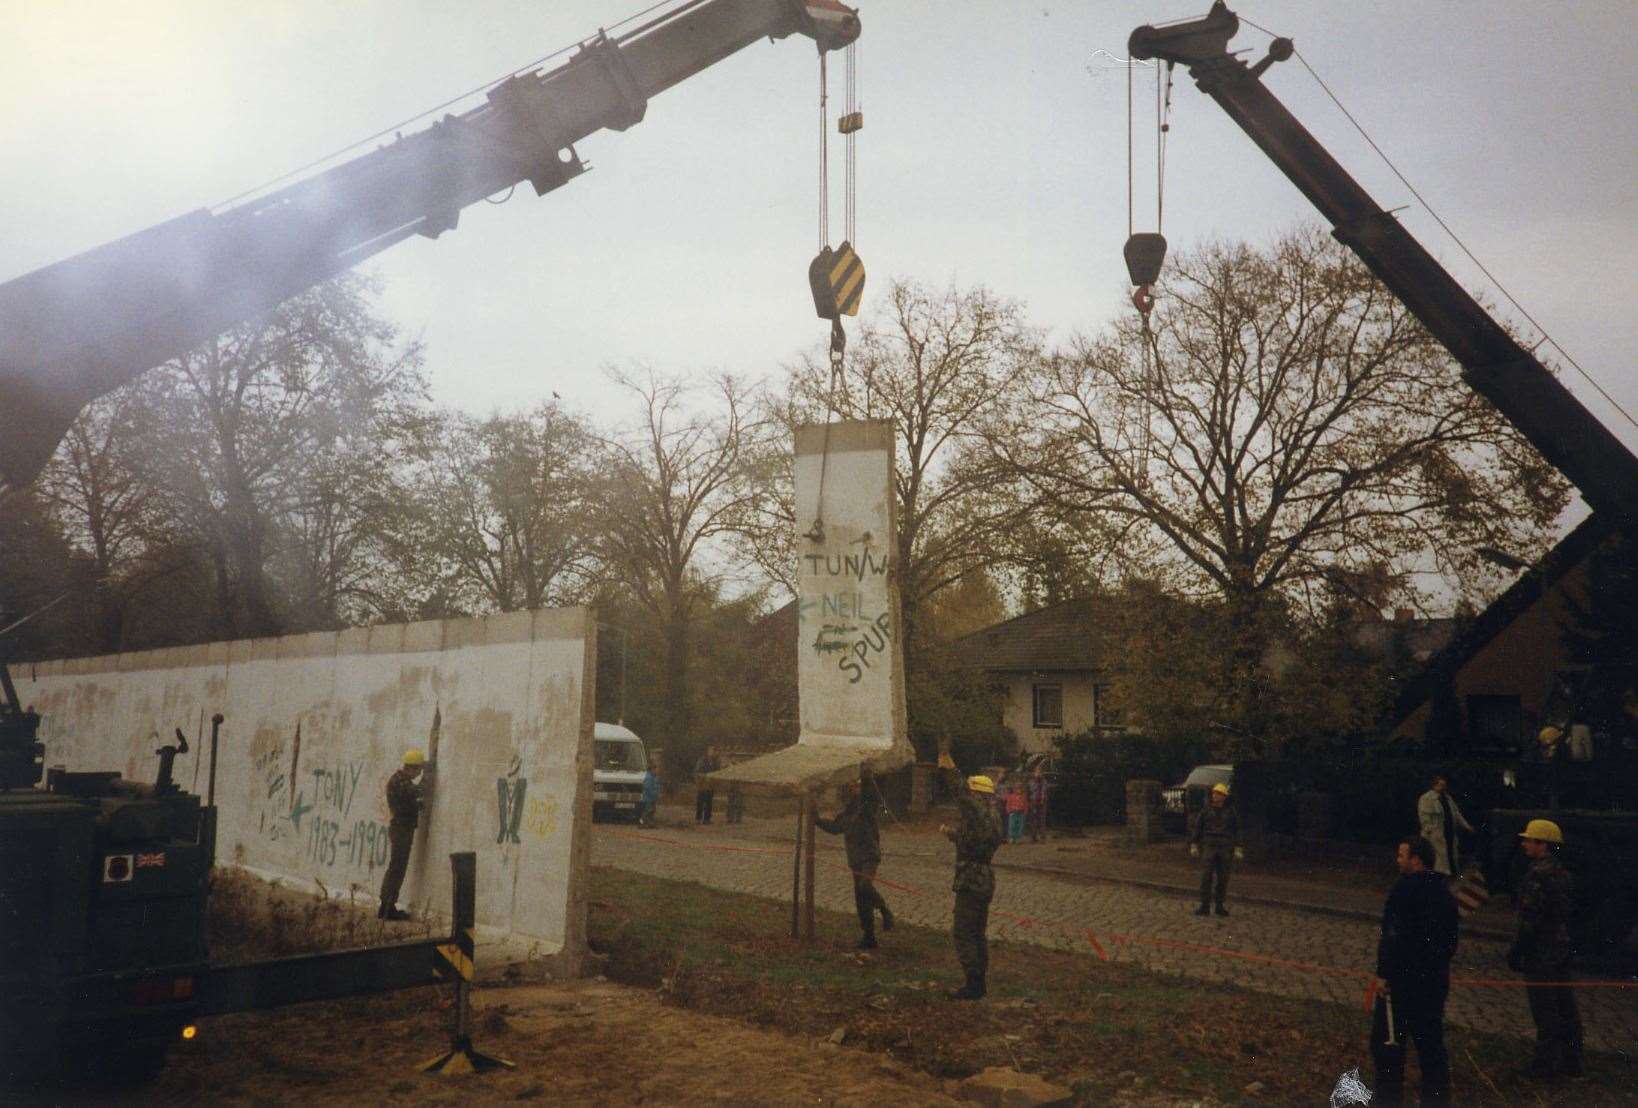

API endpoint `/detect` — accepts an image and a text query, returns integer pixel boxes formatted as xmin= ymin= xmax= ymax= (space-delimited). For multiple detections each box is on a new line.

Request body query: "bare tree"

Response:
xmin=776 ymin=278 xmax=1041 ymax=658
xmin=1004 ymin=228 xmax=1569 ymax=735
xmin=416 ymin=403 xmax=599 ymax=614
xmin=36 ymin=391 xmax=176 ymax=652
xmin=592 ymin=369 xmax=767 ymax=758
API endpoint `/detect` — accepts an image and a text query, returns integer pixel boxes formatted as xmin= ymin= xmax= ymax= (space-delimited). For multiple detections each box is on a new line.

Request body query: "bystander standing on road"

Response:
xmin=378 ymin=749 xmax=427 ymax=921
xmin=1416 ymin=772 xmax=1474 ymax=879
xmin=990 ymin=767 xmax=1008 ymax=834
xmin=638 ymin=762 xmax=660 ymax=828
xmin=693 ymin=745 xmax=721 ymax=825
xmin=942 ymin=774 xmax=1002 ymax=1000
xmin=815 ymin=771 xmax=894 ymax=950
xmin=1004 ymin=777 xmax=1028 ymax=844
xmin=1189 ymin=782 xmax=1242 ymax=917
xmin=1507 ymin=819 xmax=1584 ymax=1082
xmin=1026 ymin=764 xmax=1049 ymax=843
xmin=1370 ymin=835 xmax=1458 ymax=1107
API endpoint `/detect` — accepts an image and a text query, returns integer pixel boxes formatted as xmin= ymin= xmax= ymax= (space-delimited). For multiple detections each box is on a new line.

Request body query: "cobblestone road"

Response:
xmin=592 ymin=818 xmax=1635 ymax=1053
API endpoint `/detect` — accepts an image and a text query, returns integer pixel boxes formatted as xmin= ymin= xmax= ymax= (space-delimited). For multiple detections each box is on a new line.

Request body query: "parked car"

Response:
xmin=1161 ymin=764 xmax=1232 ymax=833
xmin=593 ymin=722 xmax=649 ymax=822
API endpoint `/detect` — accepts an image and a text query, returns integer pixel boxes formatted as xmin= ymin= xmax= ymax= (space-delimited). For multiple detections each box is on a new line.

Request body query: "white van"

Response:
xmin=592 ymin=722 xmax=649 ymax=821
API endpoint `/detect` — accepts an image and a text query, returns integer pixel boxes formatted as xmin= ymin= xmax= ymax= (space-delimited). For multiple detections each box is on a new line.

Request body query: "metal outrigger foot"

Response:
xmin=421 ymin=1036 xmax=514 ymax=1075
xmin=420 ymin=853 xmax=513 ymax=1075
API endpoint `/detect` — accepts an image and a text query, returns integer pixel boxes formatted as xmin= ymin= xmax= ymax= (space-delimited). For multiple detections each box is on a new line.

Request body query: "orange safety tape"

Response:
xmin=612 ymin=827 xmax=1638 ymax=993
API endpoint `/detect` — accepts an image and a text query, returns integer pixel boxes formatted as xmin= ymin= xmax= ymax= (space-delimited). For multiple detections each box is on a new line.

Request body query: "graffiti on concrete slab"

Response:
xmin=496 ymin=752 xmax=526 ymax=845
xmin=838 ymin=611 xmax=894 ymax=684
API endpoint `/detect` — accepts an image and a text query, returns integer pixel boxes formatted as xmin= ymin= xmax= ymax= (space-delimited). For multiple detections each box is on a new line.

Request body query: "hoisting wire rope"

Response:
xmin=209 ymin=0 xmax=701 ymax=215
xmin=818 ymin=51 xmax=831 ymax=252
xmin=809 ymin=31 xmax=865 ymax=545
xmin=1156 ymin=60 xmax=1173 ymax=232
xmin=1235 ymin=16 xmax=1638 ymax=436
xmin=844 ymin=40 xmax=859 ymax=245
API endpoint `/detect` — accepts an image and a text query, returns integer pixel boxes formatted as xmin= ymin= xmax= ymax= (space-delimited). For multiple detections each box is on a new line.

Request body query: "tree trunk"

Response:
xmin=662 ymin=605 xmax=691 ymax=757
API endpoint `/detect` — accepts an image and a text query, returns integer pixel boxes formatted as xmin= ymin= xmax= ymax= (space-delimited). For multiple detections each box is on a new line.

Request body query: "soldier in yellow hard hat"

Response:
xmin=378 ymin=749 xmax=428 ymax=921
xmin=939 ymin=774 xmax=1002 ymax=999
xmin=1189 ymin=781 xmax=1242 ymax=917
xmin=1507 ymin=818 xmax=1582 ymax=1081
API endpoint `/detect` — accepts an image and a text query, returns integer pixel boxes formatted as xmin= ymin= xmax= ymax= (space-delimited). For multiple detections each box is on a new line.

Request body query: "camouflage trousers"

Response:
xmin=953 ymin=889 xmax=992 ymax=979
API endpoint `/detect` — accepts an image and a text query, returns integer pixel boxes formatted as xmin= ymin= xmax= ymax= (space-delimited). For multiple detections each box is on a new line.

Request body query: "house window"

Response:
xmin=1032 ymin=683 xmax=1063 ymax=728
xmin=1094 ymin=684 xmax=1126 ymax=731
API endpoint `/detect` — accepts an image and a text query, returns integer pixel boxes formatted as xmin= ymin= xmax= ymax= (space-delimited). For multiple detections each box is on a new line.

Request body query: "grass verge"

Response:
xmin=588 ymin=866 xmax=1634 ymax=1106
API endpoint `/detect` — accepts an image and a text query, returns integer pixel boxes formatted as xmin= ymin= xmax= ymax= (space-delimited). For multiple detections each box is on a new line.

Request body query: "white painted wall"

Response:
xmin=1003 ymin=672 xmax=1097 ymax=754
xmin=793 ymin=420 xmax=909 ymax=757
xmin=16 ymin=609 xmax=594 ymax=956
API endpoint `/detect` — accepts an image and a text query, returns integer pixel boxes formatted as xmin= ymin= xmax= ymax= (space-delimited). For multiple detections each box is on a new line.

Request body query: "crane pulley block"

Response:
xmin=837 ymin=111 xmax=863 ymax=134
xmin=1123 ymin=232 xmax=1168 ymax=288
xmin=809 ymin=240 xmax=865 ymax=320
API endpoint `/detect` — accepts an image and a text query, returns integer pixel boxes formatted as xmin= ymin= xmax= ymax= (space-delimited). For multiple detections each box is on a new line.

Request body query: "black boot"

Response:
xmin=1214 ymin=904 xmax=1229 ymax=917
xmin=856 ymin=933 xmax=879 ymax=950
xmin=880 ymin=906 xmax=895 ymax=932
xmin=948 ymin=972 xmax=985 ymax=1000
xmin=1193 ymin=904 xmax=1210 ymax=916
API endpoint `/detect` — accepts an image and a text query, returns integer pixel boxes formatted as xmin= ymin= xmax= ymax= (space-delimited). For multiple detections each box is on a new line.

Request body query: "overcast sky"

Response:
xmin=4 ymin=1 xmax=1634 ymax=515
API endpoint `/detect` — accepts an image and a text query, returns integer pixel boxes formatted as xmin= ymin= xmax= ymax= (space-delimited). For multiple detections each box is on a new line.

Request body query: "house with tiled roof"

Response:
xmin=950 ymin=598 xmax=1130 ymax=754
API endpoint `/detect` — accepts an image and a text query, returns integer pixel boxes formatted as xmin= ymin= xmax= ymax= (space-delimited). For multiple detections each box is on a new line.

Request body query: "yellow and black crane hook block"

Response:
xmin=809 ymin=241 xmax=865 ymax=323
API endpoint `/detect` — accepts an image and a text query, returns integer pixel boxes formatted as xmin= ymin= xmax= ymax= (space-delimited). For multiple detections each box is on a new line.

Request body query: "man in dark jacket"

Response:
xmin=1508 ymin=819 xmax=1583 ymax=1080
xmin=1371 ymin=835 xmax=1459 ymax=1107
xmin=816 ymin=770 xmax=894 ymax=949
xmin=378 ymin=749 xmax=427 ymax=921
xmin=1189 ymin=782 xmax=1241 ymax=916
xmin=941 ymin=774 xmax=1002 ymax=999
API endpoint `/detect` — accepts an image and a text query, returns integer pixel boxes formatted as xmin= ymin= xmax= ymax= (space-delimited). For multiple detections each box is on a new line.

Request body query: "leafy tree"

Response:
xmin=1002 ymin=228 xmax=1568 ymax=748
xmin=136 ymin=274 xmax=426 ymax=638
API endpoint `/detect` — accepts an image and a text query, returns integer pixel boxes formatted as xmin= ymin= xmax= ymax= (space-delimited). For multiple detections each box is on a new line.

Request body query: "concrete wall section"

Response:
xmin=17 ymin=609 xmax=595 ymax=959
xmin=792 ymin=419 xmax=910 ymax=756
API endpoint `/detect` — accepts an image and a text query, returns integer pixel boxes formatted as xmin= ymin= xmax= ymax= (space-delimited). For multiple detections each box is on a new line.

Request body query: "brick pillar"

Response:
xmin=1125 ymin=779 xmax=1162 ymax=845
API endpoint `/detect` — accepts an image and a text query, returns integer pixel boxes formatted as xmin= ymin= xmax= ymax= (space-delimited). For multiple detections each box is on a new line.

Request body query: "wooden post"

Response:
xmin=790 ymin=801 xmax=803 ymax=939
xmin=803 ymin=789 xmax=817 ymax=942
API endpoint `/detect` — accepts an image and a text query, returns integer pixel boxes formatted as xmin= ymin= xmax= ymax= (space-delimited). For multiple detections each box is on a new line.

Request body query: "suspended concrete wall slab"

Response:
xmin=713 ymin=419 xmax=911 ymax=796
xmin=16 ymin=608 xmax=595 ymax=969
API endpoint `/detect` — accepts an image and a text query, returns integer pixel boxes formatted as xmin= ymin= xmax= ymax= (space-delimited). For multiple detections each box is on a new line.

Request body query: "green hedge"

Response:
xmin=1051 ymin=731 xmax=1213 ymax=825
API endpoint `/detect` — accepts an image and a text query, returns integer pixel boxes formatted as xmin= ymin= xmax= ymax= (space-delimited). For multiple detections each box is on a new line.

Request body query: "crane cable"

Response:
xmin=807 ymin=38 xmax=863 ymax=545
xmin=1235 ymin=15 xmax=1638 ymax=437
xmin=1125 ymin=56 xmax=1173 ymax=481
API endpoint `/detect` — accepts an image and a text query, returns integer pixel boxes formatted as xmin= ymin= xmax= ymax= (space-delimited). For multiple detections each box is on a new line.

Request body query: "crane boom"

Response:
xmin=1129 ymin=3 xmax=1638 ymax=533
xmin=0 ymin=0 xmax=860 ymax=492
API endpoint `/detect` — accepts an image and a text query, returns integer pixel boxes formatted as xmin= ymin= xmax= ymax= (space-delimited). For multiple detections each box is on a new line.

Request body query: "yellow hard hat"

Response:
xmin=967 ymin=775 xmax=995 ymax=795
xmin=1211 ymin=782 xmax=1230 ymax=796
xmin=1519 ymin=818 xmax=1563 ymax=845
xmin=1538 ymin=726 xmax=1564 ymax=746
xmin=403 ymin=749 xmax=426 ymax=766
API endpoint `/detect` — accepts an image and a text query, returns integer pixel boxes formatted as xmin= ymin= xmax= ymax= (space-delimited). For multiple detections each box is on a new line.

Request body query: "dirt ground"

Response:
xmin=64 ymin=978 xmax=969 ymax=1107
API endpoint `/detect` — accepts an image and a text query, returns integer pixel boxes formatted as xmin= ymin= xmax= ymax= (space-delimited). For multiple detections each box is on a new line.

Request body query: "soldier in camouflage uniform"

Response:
xmin=1507 ymin=819 xmax=1583 ymax=1080
xmin=1189 ymin=782 xmax=1242 ymax=916
xmin=941 ymin=774 xmax=1002 ymax=1000
xmin=378 ymin=749 xmax=427 ymax=921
